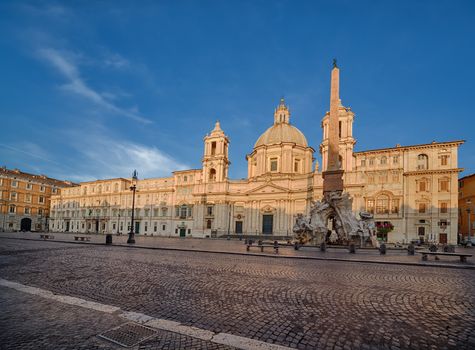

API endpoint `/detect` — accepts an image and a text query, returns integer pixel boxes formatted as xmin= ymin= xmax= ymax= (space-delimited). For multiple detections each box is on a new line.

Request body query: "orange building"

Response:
xmin=0 ymin=167 xmax=74 ymax=232
xmin=458 ymin=173 xmax=475 ymax=243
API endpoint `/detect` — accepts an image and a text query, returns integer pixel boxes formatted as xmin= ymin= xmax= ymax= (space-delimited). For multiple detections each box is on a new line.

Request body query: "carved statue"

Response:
xmin=293 ymin=192 xmax=377 ymax=247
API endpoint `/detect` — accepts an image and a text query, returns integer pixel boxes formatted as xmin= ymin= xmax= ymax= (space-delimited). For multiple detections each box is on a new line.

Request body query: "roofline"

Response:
xmin=79 ymin=177 xmax=130 ymax=185
xmin=460 ymin=173 xmax=475 ymax=181
xmin=0 ymin=167 xmax=76 ymax=186
xmin=172 ymin=169 xmax=202 ymax=174
xmin=354 ymin=140 xmax=465 ymax=155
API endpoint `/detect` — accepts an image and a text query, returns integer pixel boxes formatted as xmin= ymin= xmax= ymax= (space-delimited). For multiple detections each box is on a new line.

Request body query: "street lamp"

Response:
xmin=127 ymin=170 xmax=138 ymax=244
xmin=227 ymin=202 xmax=232 ymax=240
xmin=467 ymin=199 xmax=472 ymax=246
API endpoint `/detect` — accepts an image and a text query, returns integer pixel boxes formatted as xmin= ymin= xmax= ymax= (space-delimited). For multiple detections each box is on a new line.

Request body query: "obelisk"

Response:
xmin=323 ymin=59 xmax=344 ymax=195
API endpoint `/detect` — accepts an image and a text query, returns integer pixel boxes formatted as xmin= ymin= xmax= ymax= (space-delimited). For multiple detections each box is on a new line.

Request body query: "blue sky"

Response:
xmin=0 ymin=0 xmax=474 ymax=182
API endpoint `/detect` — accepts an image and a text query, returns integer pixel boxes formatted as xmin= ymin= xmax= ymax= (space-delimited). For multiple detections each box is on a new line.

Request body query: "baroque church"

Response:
xmin=50 ymin=66 xmax=463 ymax=244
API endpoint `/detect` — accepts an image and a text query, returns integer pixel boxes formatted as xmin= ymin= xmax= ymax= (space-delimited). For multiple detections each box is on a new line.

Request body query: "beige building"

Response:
xmin=0 ymin=167 xmax=74 ymax=232
xmin=50 ymin=68 xmax=463 ymax=244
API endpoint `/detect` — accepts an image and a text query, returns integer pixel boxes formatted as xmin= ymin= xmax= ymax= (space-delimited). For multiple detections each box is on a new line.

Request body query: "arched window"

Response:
xmin=380 ymin=156 xmax=387 ymax=165
xmin=209 ymin=168 xmax=216 ymax=182
xmin=114 ymin=183 xmax=119 ymax=192
xmin=376 ymin=195 xmax=389 ymax=214
xmin=417 ymin=154 xmax=428 ymax=170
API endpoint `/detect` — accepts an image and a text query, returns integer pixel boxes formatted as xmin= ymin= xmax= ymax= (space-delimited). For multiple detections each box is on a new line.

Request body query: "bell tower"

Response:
xmin=202 ymin=121 xmax=230 ymax=183
xmin=320 ymin=61 xmax=356 ymax=172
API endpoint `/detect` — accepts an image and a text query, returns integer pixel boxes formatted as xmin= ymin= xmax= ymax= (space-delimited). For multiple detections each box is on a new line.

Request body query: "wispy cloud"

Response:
xmin=65 ymin=127 xmax=189 ymax=181
xmin=37 ymin=48 xmax=152 ymax=124
xmin=104 ymin=53 xmax=130 ymax=69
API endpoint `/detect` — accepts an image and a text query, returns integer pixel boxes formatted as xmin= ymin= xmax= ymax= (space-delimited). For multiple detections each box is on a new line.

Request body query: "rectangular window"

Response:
xmin=24 ymin=207 xmax=30 ymax=215
xmin=391 ymin=199 xmax=399 ymax=214
xmin=52 ymin=188 xmax=57 ymax=194
xmin=440 ymin=180 xmax=449 ymax=192
xmin=163 ymin=225 xmax=166 ymax=231
xmin=180 ymin=206 xmax=187 ymax=218
xmin=154 ymin=208 xmax=159 ymax=217
xmin=10 ymin=192 xmax=17 ymax=201
xmin=11 ymin=180 xmax=18 ymax=187
xmin=393 ymin=156 xmax=399 ymax=164
xmin=441 ymin=155 xmax=448 ymax=166
xmin=418 ymin=203 xmax=426 ymax=214
xmin=9 ymin=205 xmax=16 ymax=213
xmin=211 ymin=141 xmax=216 ymax=155
xmin=154 ymin=224 xmax=157 ymax=232
xmin=369 ymin=158 xmax=375 ymax=166
xmin=270 ymin=158 xmax=278 ymax=172
xmin=39 ymin=196 xmax=45 ymax=204
xmin=361 ymin=159 xmax=366 ymax=167
xmin=294 ymin=159 xmax=300 ymax=173
xmin=40 ymin=185 xmax=45 ymax=192
xmin=440 ymin=202 xmax=448 ymax=214
xmin=366 ymin=199 xmax=374 ymax=214
xmin=161 ymin=208 xmax=168 ymax=217
xmin=25 ymin=194 xmax=32 ymax=203
xmin=26 ymin=183 xmax=32 ymax=190
xmin=419 ymin=181 xmax=426 ymax=192
xmin=38 ymin=208 xmax=43 ymax=216
xmin=207 ymin=206 xmax=213 ymax=216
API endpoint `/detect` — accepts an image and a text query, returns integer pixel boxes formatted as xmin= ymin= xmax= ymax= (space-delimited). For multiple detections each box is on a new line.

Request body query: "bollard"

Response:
xmin=379 ymin=243 xmax=386 ymax=255
xmin=274 ymin=241 xmax=279 ymax=254
xmin=320 ymin=242 xmax=326 ymax=252
xmin=105 ymin=234 xmax=112 ymax=245
xmin=294 ymin=242 xmax=299 ymax=250
xmin=407 ymin=243 xmax=415 ymax=255
xmin=349 ymin=243 xmax=356 ymax=254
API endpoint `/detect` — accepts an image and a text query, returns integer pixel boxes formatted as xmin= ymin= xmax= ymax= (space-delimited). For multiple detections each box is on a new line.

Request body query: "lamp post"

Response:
xmin=117 ymin=213 xmax=121 ymax=235
xmin=227 ymin=202 xmax=231 ymax=240
xmin=467 ymin=199 xmax=472 ymax=246
xmin=127 ymin=170 xmax=138 ymax=244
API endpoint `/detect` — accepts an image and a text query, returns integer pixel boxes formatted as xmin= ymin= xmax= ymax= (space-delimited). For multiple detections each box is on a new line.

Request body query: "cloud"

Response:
xmin=104 ymin=53 xmax=130 ymax=69
xmin=64 ymin=127 xmax=189 ymax=181
xmin=37 ymin=48 xmax=152 ymax=124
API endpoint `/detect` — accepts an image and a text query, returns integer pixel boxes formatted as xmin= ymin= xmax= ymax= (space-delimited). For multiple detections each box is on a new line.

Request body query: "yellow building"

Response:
xmin=50 ymin=66 xmax=464 ymax=244
xmin=0 ymin=167 xmax=74 ymax=232
xmin=459 ymin=173 xmax=475 ymax=243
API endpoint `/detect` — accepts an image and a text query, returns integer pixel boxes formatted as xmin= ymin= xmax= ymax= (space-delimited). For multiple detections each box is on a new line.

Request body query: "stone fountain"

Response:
xmin=293 ymin=60 xmax=378 ymax=247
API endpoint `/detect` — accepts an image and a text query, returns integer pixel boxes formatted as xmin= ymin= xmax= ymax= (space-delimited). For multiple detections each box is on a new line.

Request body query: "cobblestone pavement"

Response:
xmin=2 ymin=231 xmax=474 ymax=266
xmin=0 ymin=238 xmax=475 ymax=349
xmin=0 ymin=279 xmax=234 ymax=349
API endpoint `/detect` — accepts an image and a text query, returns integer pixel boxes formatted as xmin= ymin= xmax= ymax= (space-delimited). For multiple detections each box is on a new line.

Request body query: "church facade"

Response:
xmin=50 ymin=68 xmax=463 ymax=244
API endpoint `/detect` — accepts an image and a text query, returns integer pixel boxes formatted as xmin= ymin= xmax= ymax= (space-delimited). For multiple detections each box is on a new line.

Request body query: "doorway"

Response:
xmin=235 ymin=221 xmax=243 ymax=234
xmin=439 ymin=233 xmax=447 ymax=244
xmin=179 ymin=228 xmax=186 ymax=237
xmin=65 ymin=221 xmax=70 ymax=232
xmin=135 ymin=222 xmax=140 ymax=234
xmin=20 ymin=218 xmax=32 ymax=232
xmin=262 ymin=215 xmax=273 ymax=235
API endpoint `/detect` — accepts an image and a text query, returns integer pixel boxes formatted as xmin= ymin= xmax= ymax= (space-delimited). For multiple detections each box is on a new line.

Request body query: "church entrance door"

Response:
xmin=262 ymin=215 xmax=273 ymax=235
xmin=235 ymin=221 xmax=243 ymax=234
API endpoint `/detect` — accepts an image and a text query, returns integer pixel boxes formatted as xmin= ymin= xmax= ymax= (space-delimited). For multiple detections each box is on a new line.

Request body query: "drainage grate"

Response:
xmin=98 ymin=322 xmax=157 ymax=348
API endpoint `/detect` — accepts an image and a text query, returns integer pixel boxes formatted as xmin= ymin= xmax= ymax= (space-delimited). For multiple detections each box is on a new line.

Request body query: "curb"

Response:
xmin=1 ymin=236 xmax=475 ymax=270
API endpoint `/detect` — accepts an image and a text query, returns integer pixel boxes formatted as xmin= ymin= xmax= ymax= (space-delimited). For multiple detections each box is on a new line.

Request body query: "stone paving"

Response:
xmin=0 ymin=238 xmax=475 ymax=349
xmin=2 ymin=231 xmax=474 ymax=267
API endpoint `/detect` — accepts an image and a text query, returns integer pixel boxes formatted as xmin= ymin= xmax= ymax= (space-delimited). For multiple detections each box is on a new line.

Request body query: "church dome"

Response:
xmin=254 ymin=123 xmax=308 ymax=148
xmin=254 ymin=98 xmax=308 ymax=148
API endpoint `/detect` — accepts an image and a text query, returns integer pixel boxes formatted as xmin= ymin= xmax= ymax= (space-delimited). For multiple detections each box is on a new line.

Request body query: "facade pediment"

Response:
xmin=245 ymin=182 xmax=290 ymax=195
